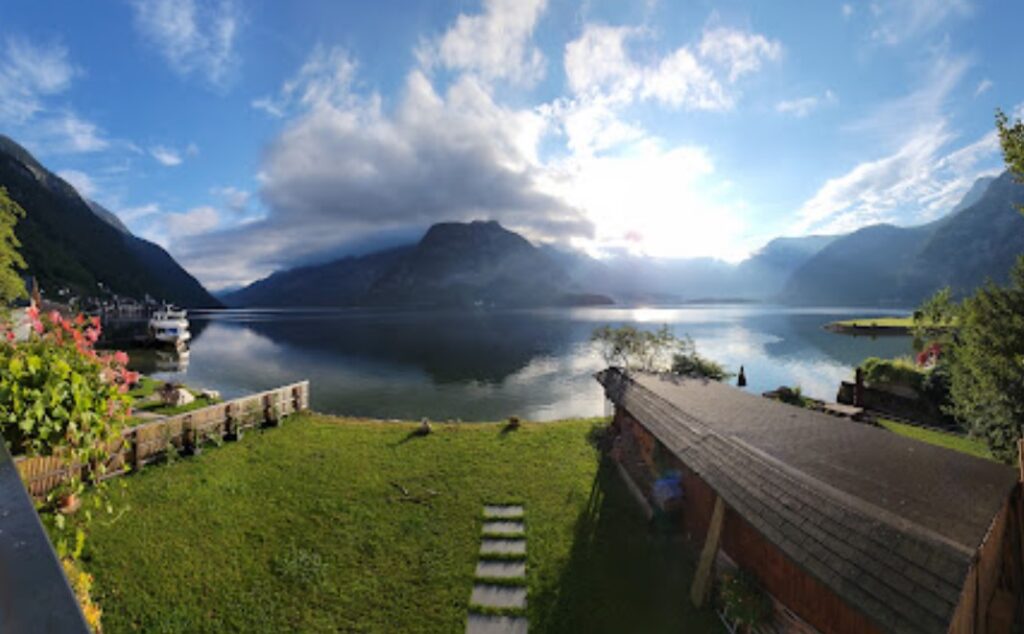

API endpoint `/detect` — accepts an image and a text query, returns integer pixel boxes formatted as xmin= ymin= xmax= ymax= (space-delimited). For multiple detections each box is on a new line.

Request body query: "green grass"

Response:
xmin=877 ymin=418 xmax=995 ymax=461
xmin=81 ymin=414 xmax=723 ymax=633
xmin=127 ymin=376 xmax=161 ymax=399
xmin=831 ymin=316 xmax=915 ymax=328
xmin=134 ymin=395 xmax=219 ymax=416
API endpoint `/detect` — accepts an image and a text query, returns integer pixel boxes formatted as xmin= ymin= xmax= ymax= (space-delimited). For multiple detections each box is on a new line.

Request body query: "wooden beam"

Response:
xmin=691 ymin=495 xmax=726 ymax=608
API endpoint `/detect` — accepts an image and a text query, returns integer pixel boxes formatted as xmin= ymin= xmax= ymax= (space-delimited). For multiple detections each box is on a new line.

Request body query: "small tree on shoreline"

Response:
xmin=591 ymin=325 xmax=731 ymax=381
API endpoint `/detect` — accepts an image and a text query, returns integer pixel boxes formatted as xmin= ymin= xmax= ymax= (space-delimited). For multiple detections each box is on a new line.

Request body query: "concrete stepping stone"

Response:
xmin=480 ymin=539 xmax=526 ymax=555
xmin=466 ymin=613 xmax=528 ymax=634
xmin=475 ymin=560 xmax=526 ymax=579
xmin=470 ymin=584 xmax=528 ymax=609
xmin=483 ymin=505 xmax=524 ymax=519
xmin=482 ymin=521 xmax=524 ymax=536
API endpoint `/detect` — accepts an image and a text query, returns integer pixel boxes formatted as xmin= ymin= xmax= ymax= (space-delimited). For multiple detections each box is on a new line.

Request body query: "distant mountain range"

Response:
xmin=782 ymin=171 xmax=1024 ymax=305
xmin=0 ymin=135 xmax=219 ymax=307
xmin=225 ymin=220 xmax=613 ymax=308
xmin=4 ymin=130 xmax=1019 ymax=311
xmin=228 ymin=171 xmax=1024 ymax=309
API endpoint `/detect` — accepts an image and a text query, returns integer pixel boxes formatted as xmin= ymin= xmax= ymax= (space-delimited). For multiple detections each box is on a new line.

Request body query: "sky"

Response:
xmin=0 ymin=0 xmax=1021 ymax=290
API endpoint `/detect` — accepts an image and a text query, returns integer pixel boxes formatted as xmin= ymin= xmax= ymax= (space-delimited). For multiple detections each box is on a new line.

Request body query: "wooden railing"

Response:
xmin=14 ymin=380 xmax=310 ymax=498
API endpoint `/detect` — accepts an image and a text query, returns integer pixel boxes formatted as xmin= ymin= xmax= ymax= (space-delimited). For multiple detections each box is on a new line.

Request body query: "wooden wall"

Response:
xmin=948 ymin=491 xmax=1021 ymax=634
xmin=15 ymin=380 xmax=310 ymax=498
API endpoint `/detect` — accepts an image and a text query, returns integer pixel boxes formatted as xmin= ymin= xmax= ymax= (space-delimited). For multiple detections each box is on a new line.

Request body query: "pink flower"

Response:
xmin=125 ymin=371 xmax=140 ymax=385
xmin=48 ymin=310 xmax=61 ymax=325
xmin=74 ymin=314 xmax=85 ymax=326
xmin=26 ymin=305 xmax=39 ymax=320
xmin=114 ymin=351 xmax=129 ymax=366
xmin=32 ymin=321 xmax=43 ymax=334
xmin=85 ymin=328 xmax=99 ymax=344
xmin=5 ymin=331 xmax=13 ymax=342
xmin=90 ymin=316 xmax=101 ymax=329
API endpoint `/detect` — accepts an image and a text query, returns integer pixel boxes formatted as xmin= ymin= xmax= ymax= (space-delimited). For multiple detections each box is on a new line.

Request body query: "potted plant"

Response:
xmin=718 ymin=569 xmax=772 ymax=632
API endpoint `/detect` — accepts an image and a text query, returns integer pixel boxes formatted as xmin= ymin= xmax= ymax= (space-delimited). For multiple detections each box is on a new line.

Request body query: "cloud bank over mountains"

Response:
xmin=0 ymin=0 xmax=1013 ymax=290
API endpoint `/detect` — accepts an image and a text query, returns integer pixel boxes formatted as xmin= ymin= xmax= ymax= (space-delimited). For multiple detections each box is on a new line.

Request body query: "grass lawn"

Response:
xmin=832 ymin=316 xmax=914 ymax=328
xmin=877 ymin=418 xmax=996 ymax=462
xmin=82 ymin=414 xmax=723 ymax=633
xmin=134 ymin=394 xmax=220 ymax=416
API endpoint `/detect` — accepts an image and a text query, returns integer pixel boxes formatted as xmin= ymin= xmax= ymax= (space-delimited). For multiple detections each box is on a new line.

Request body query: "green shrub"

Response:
xmin=774 ymin=386 xmax=807 ymax=407
xmin=0 ymin=307 xmax=134 ymax=566
xmin=671 ymin=349 xmax=732 ymax=381
xmin=861 ymin=357 xmax=926 ymax=391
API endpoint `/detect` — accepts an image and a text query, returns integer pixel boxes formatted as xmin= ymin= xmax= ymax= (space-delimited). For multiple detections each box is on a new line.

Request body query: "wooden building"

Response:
xmin=596 ymin=369 xmax=1023 ymax=634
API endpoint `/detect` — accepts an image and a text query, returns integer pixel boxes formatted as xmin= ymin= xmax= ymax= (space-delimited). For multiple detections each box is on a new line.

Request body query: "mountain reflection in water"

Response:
xmin=125 ymin=306 xmax=911 ymax=421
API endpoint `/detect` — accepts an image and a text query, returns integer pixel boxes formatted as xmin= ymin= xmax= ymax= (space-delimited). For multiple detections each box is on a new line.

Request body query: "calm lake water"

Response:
xmin=122 ymin=305 xmax=911 ymax=421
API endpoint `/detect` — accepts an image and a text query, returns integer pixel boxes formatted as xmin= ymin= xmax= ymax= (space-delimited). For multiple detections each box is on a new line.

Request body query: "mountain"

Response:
xmin=539 ymin=233 xmax=835 ymax=304
xmin=225 ymin=220 xmax=613 ymax=308
xmin=732 ymin=234 xmax=837 ymax=296
xmin=0 ymin=135 xmax=219 ymax=307
xmin=782 ymin=172 xmax=1024 ymax=305
xmin=225 ymin=246 xmax=412 ymax=307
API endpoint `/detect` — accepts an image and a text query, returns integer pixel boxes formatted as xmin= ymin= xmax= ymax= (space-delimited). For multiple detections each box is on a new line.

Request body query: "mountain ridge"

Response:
xmin=0 ymin=135 xmax=220 ymax=307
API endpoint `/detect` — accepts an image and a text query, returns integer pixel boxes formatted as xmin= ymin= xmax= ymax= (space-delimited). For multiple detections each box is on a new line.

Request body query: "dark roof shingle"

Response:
xmin=597 ymin=370 xmax=1018 ymax=634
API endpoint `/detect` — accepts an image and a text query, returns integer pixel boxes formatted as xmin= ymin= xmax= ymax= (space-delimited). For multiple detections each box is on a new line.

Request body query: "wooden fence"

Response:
xmin=14 ymin=380 xmax=310 ymax=498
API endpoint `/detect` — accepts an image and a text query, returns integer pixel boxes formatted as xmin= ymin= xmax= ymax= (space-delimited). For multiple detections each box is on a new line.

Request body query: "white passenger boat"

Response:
xmin=148 ymin=307 xmax=191 ymax=348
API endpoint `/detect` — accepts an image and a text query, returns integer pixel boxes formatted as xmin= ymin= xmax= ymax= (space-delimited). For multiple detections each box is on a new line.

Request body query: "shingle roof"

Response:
xmin=597 ymin=369 xmax=1019 ymax=634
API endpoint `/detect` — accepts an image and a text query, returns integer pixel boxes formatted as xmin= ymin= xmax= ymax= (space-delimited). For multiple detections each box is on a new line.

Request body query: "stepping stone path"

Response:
xmin=466 ymin=504 xmax=528 ymax=634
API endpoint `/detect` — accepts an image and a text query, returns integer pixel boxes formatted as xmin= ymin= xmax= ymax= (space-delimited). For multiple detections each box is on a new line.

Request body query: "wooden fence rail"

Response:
xmin=14 ymin=380 xmax=310 ymax=498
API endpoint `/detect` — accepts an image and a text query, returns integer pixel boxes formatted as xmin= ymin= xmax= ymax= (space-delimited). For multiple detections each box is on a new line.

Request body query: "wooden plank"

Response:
xmin=691 ymin=494 xmax=726 ymax=607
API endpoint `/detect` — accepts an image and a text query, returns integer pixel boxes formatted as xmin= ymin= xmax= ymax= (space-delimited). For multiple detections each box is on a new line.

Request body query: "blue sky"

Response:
xmin=0 ymin=0 xmax=1020 ymax=289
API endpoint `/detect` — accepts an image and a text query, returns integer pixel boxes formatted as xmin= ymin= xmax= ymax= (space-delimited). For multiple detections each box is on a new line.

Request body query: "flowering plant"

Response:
xmin=0 ymin=307 xmax=135 ymax=493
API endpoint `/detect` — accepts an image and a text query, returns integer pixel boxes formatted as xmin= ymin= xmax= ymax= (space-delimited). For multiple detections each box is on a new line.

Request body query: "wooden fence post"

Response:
xmin=181 ymin=415 xmax=199 ymax=457
xmin=130 ymin=429 xmax=143 ymax=473
xmin=691 ymin=495 xmax=726 ymax=608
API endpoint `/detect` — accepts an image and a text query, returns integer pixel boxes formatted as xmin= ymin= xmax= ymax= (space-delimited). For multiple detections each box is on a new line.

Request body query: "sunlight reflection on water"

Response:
xmin=127 ymin=305 xmax=911 ymax=421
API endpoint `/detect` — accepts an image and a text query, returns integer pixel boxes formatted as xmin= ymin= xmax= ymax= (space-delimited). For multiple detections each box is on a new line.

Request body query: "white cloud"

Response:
xmin=252 ymin=45 xmax=359 ymax=117
xmin=212 ymin=186 xmax=251 ymax=213
xmin=150 ymin=145 xmax=183 ymax=166
xmin=117 ymin=203 xmax=161 ymax=224
xmin=44 ymin=112 xmax=110 ymax=153
xmin=793 ymin=53 xmax=1002 ymax=234
xmin=0 ymin=37 xmax=75 ymax=123
xmin=175 ymin=18 xmax=775 ymax=287
xmin=698 ymin=27 xmax=782 ymax=83
xmin=842 ymin=4 xmax=854 ymax=19
xmin=776 ymin=90 xmax=837 ymax=117
xmin=57 ymin=169 xmax=97 ymax=198
xmin=563 ymin=24 xmax=779 ymax=111
xmin=548 ymin=139 xmax=748 ymax=261
xmin=869 ymin=0 xmax=972 ymax=45
xmin=131 ymin=0 xmax=242 ymax=88
xmin=165 ymin=206 xmax=220 ymax=238
xmin=0 ymin=37 xmax=120 ymax=156
xmin=418 ymin=0 xmax=547 ymax=85
xmin=793 ymin=124 xmax=1001 ymax=234
xmin=974 ymin=78 xmax=993 ymax=97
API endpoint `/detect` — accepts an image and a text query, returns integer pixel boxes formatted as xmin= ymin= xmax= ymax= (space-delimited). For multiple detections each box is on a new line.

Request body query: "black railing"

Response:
xmin=0 ymin=441 xmax=89 ymax=633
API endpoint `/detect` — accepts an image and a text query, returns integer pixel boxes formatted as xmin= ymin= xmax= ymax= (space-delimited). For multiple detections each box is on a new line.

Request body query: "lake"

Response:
xmin=122 ymin=305 xmax=911 ymax=421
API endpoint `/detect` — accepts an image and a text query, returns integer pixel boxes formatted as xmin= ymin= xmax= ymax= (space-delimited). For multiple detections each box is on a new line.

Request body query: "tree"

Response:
xmin=0 ymin=187 xmax=26 ymax=305
xmin=591 ymin=324 xmax=679 ymax=372
xmin=945 ymin=259 xmax=1024 ymax=461
xmin=997 ymin=109 xmax=1024 ymax=189
xmin=591 ymin=325 xmax=731 ymax=380
xmin=671 ymin=336 xmax=732 ymax=381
